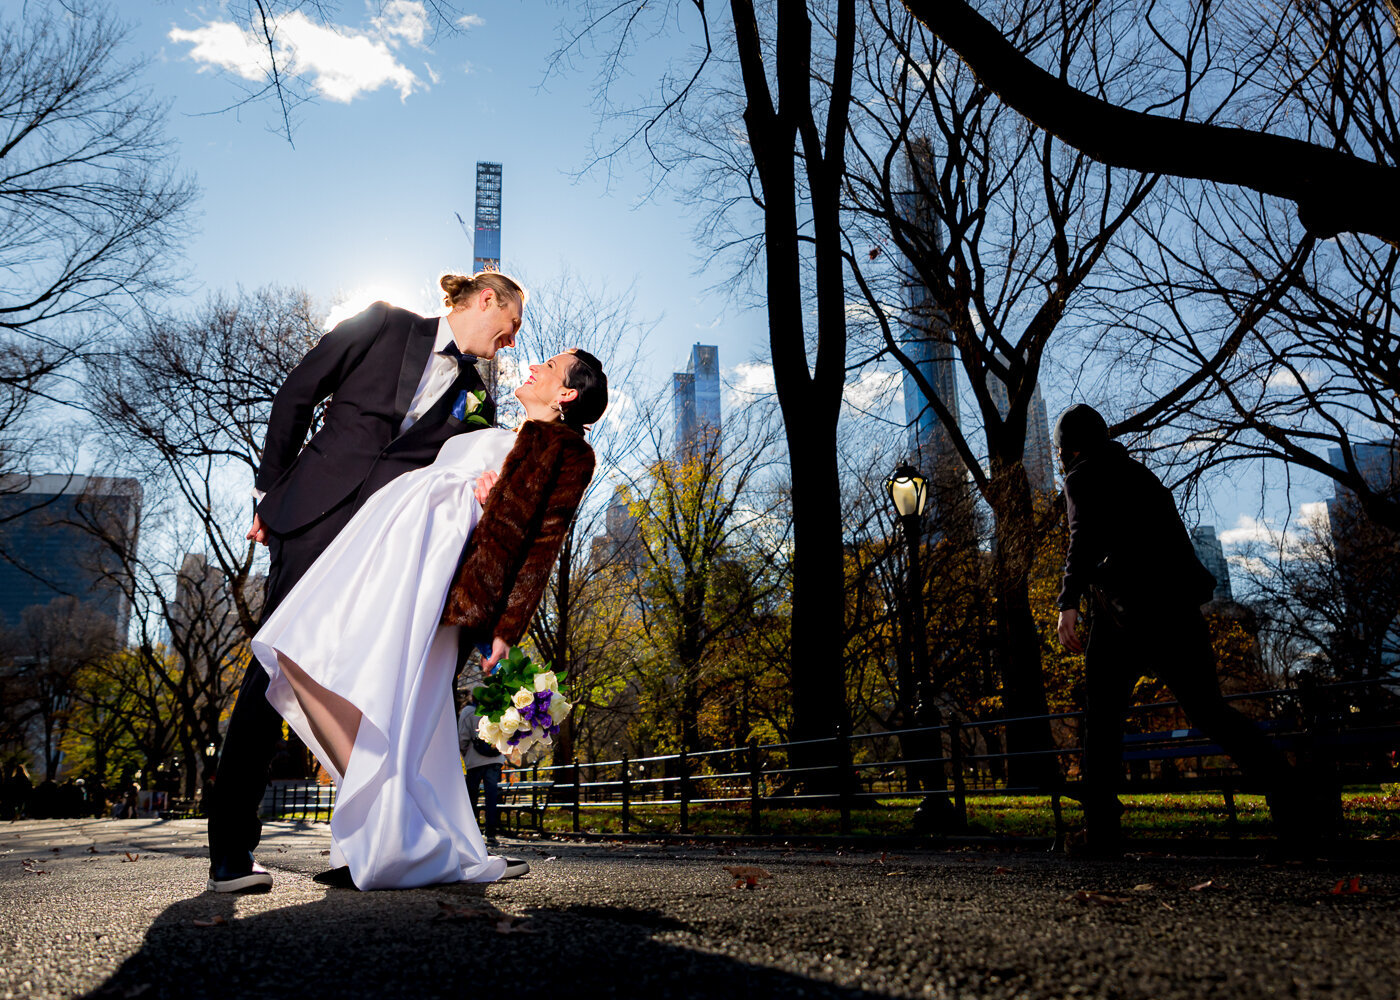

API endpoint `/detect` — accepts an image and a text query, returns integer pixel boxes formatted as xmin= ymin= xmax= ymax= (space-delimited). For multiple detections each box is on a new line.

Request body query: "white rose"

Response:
xmin=548 ymin=695 xmax=572 ymax=726
xmin=499 ymin=707 xmax=523 ymax=735
xmin=533 ymin=670 xmax=560 ymax=694
xmin=464 ymin=392 xmax=482 ymax=415
xmin=513 ymin=732 xmax=539 ymax=756
xmin=511 ymin=687 xmax=535 ymax=710
xmin=478 ymin=719 xmax=503 ymax=746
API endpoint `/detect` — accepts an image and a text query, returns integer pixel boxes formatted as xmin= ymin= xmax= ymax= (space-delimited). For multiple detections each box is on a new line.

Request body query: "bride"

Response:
xmin=248 ymin=349 xmax=607 ymax=890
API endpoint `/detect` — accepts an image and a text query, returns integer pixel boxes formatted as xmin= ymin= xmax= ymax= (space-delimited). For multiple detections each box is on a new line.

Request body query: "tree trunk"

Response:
xmin=987 ymin=468 xmax=1056 ymax=787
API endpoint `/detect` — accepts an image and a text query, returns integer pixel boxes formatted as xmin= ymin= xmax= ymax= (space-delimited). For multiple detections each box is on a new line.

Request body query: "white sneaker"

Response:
xmin=207 ymin=856 xmax=273 ymax=893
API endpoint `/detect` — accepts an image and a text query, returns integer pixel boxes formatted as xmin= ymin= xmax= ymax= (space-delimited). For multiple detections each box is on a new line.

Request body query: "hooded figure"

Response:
xmin=1054 ymin=404 xmax=1216 ymax=616
xmin=1053 ymin=404 xmax=1333 ymax=853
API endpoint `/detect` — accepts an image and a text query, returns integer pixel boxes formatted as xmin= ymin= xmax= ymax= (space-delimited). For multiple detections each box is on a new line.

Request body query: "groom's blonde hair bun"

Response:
xmin=440 ymin=271 xmax=528 ymax=313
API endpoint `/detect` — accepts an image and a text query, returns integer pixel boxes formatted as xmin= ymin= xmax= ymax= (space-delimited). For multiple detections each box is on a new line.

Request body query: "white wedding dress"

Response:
xmin=251 ymin=428 xmax=516 ymax=890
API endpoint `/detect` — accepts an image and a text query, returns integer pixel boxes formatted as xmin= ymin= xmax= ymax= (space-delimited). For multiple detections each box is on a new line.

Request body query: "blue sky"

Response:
xmin=6 ymin=0 xmax=1336 ymax=580
xmin=102 ymin=0 xmax=771 ymax=382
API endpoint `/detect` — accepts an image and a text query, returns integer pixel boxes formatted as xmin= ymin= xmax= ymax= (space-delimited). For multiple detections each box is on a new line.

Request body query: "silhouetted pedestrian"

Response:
xmin=1053 ymin=403 xmax=1335 ymax=852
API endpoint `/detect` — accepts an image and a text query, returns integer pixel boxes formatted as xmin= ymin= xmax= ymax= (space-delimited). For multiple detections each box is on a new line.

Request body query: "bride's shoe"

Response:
xmin=496 ymin=856 xmax=530 ymax=879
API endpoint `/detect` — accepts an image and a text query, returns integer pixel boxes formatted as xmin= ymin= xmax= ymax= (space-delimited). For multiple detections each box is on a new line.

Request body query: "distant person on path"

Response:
xmin=1053 ymin=403 xmax=1334 ymax=852
xmin=457 ymin=692 xmax=504 ymax=846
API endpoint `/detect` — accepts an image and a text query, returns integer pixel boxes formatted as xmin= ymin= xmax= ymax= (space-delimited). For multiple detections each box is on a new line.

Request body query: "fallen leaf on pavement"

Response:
xmin=724 ymin=865 xmax=772 ymax=889
xmin=319 ymin=850 xmax=330 ymax=856
xmin=1132 ymin=884 xmax=1154 ymax=891
xmin=21 ymin=859 xmax=48 ymax=875
xmin=191 ymin=916 xmax=227 ymax=927
xmin=121 ymin=853 xmax=140 ymax=863
xmin=994 ymin=866 xmax=1012 ymax=874
xmin=124 ymin=984 xmax=152 ymax=997
xmin=1071 ymin=890 xmax=1132 ymax=906
xmin=1329 ymin=877 xmax=1368 ymax=895
xmin=50 ymin=847 xmax=61 ymax=853
xmin=1189 ymin=880 xmax=1213 ymax=891
xmin=433 ymin=900 xmax=495 ymax=923
xmin=493 ymin=916 xmax=535 ymax=934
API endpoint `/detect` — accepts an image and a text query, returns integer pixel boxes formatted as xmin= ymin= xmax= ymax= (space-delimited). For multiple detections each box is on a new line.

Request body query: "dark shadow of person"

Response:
xmin=84 ymin=884 xmax=889 ymax=1000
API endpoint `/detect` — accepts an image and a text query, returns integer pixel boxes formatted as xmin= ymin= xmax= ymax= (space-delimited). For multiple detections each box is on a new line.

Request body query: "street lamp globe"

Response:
xmin=885 ymin=464 xmax=928 ymax=520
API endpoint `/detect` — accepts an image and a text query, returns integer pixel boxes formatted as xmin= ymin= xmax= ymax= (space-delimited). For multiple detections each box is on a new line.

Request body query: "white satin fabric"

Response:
xmin=252 ymin=428 xmax=517 ymax=890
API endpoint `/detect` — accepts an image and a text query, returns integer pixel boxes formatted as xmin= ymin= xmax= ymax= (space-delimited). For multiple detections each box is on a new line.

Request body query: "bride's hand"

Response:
xmin=481 ymin=636 xmax=510 ymax=673
xmin=474 ymin=470 xmax=499 ymax=506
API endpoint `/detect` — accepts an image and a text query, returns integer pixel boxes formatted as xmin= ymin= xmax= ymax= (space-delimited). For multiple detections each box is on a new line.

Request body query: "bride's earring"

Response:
xmin=549 ymin=401 xmax=565 ymax=420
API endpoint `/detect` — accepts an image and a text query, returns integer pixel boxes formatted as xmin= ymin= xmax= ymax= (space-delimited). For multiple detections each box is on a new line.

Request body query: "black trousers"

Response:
xmin=1081 ymin=596 xmax=1293 ymax=835
xmin=466 ymin=763 xmax=503 ymax=837
xmin=208 ymin=496 xmax=357 ymax=861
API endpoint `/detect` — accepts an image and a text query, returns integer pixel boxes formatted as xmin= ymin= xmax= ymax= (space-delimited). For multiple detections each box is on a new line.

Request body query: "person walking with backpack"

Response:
xmin=457 ymin=691 xmax=504 ymax=846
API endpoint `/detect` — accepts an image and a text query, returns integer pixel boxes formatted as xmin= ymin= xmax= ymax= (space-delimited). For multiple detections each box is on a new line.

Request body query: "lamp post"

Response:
xmin=885 ymin=464 xmax=957 ymax=833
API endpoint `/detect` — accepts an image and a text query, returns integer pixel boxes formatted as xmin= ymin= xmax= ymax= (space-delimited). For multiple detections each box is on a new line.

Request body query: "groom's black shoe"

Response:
xmin=497 ymin=856 xmax=530 ymax=879
xmin=207 ymin=852 xmax=273 ymax=893
xmin=312 ymin=865 xmax=357 ymax=889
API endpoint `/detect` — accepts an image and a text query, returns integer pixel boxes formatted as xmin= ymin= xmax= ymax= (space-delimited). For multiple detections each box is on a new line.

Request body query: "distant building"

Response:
xmin=1323 ymin=441 xmax=1400 ymax=675
xmin=472 ymin=161 xmax=502 ymax=274
xmin=897 ymin=138 xmax=974 ymax=543
xmin=168 ymin=553 xmax=262 ymax=651
xmin=0 ymin=475 xmax=141 ymax=642
xmin=1189 ymin=525 xmax=1234 ymax=603
xmin=674 ymin=344 xmax=721 ymax=457
xmin=590 ymin=485 xmax=644 ymax=573
xmin=984 ymin=356 xmax=1056 ymax=494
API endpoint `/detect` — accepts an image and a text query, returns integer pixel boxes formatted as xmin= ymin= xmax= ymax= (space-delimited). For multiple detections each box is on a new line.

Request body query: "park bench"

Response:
xmin=496 ymin=779 xmax=554 ymax=834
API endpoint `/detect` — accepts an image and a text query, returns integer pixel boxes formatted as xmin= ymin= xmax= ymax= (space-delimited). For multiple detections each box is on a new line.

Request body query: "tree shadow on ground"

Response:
xmin=84 ymin=882 xmax=886 ymax=1000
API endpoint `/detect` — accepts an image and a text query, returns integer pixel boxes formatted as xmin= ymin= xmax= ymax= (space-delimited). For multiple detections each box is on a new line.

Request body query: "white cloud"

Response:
xmin=372 ymin=0 xmax=431 ymax=47
xmin=169 ymin=8 xmax=424 ymax=104
xmin=1227 ymin=554 xmax=1276 ymax=578
xmin=426 ymin=63 xmax=441 ymax=85
xmin=727 ymin=362 xmax=776 ymax=399
xmin=457 ymin=14 xmax=485 ymax=29
xmin=1298 ymin=500 xmax=1330 ymax=526
xmin=168 ymin=21 xmax=269 ymax=82
xmin=843 ymin=370 xmax=902 ymax=413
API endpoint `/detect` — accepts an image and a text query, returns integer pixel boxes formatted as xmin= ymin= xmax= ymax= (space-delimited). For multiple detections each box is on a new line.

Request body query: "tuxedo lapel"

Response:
xmin=393 ymin=313 xmax=440 ymax=422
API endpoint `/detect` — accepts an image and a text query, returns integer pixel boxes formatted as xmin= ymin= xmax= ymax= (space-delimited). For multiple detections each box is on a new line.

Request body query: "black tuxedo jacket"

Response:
xmin=254 ymin=301 xmax=495 ymax=534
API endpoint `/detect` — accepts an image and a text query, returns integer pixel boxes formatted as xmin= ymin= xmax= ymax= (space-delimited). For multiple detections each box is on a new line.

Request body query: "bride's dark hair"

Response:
xmin=560 ymin=348 xmax=608 ymax=432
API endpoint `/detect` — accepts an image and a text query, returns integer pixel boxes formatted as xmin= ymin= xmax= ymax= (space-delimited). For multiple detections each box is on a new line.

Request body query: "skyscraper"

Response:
xmin=898 ymin=138 xmax=962 ymax=482
xmin=0 ymin=475 xmax=141 ymax=642
xmin=674 ymin=344 xmax=721 ymax=456
xmin=1189 ymin=525 xmax=1234 ymax=603
xmin=984 ymin=357 xmax=1056 ymax=494
xmin=472 ymin=161 xmax=502 ymax=273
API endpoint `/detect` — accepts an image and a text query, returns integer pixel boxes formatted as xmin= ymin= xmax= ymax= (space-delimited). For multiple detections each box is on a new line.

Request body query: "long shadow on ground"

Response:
xmin=84 ymin=883 xmax=882 ymax=1000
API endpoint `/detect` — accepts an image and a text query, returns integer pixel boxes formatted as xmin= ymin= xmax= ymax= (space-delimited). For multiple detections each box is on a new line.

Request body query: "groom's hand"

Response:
xmin=246 ymin=512 xmax=268 ymax=546
xmin=473 ymin=470 xmax=499 ymax=506
xmin=481 ymin=636 xmax=510 ymax=673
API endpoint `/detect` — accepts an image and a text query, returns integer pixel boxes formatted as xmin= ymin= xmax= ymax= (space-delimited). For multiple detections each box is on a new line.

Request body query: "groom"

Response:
xmin=208 ymin=272 xmax=526 ymax=893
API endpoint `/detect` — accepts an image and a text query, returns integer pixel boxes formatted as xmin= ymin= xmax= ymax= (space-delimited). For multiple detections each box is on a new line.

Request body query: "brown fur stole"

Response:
xmin=441 ymin=419 xmax=595 ymax=644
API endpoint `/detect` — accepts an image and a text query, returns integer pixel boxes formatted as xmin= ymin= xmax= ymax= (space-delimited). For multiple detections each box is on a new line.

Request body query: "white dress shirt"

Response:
xmin=399 ymin=315 xmax=470 ymax=435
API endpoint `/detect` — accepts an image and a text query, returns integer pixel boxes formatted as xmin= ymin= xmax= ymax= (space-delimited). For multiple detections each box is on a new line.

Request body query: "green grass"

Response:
xmin=533 ymin=791 xmax=1400 ymax=840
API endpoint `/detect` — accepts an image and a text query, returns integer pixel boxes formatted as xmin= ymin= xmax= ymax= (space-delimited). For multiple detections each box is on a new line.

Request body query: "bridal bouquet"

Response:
xmin=473 ymin=647 xmax=572 ymax=764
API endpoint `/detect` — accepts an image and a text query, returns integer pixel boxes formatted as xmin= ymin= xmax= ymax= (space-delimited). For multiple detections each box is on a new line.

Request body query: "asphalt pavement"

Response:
xmin=1 ymin=818 xmax=1396 ymax=999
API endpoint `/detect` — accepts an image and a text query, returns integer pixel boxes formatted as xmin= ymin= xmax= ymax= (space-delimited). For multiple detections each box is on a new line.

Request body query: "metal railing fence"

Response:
xmin=259 ymin=678 xmax=1399 ymax=835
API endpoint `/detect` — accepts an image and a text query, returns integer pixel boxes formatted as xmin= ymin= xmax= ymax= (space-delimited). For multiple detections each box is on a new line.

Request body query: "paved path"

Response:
xmin=1 ymin=819 xmax=1395 ymax=999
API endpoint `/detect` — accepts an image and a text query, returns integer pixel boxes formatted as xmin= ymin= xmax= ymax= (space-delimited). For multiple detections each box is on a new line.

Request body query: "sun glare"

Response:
xmin=323 ymin=284 xmax=436 ymax=330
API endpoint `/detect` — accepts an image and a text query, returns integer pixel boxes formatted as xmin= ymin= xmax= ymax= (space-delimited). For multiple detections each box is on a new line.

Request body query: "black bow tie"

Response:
xmin=441 ymin=341 xmax=469 ymax=365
